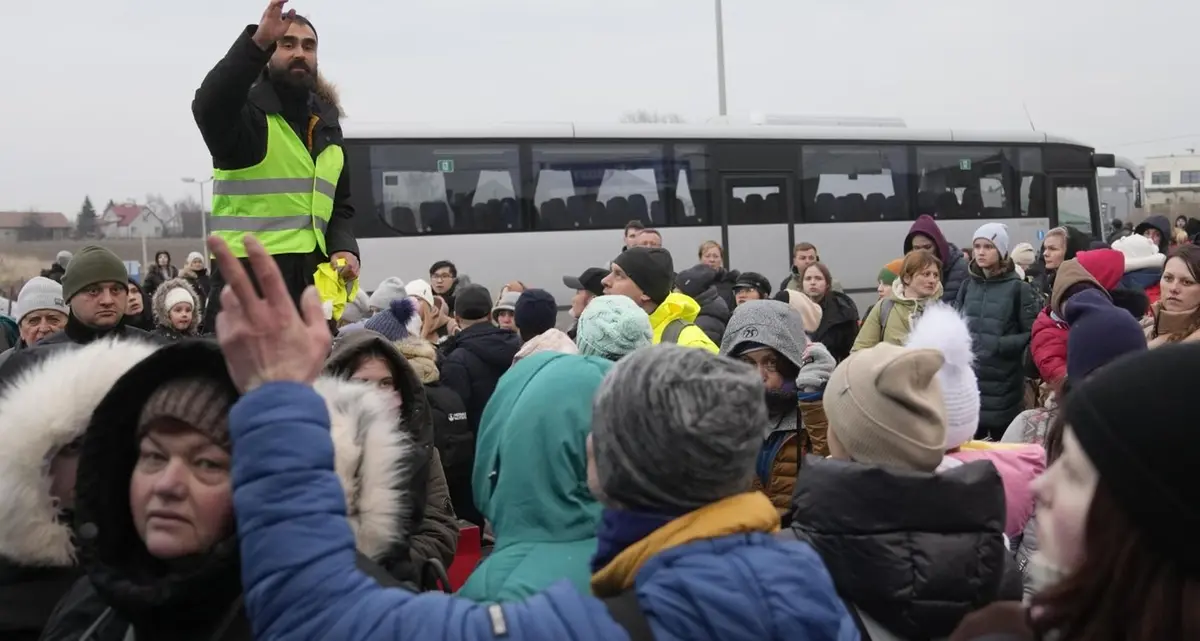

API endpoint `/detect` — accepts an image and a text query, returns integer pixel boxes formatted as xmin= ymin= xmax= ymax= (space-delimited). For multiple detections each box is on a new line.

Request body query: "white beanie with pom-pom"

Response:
xmin=905 ymin=302 xmax=980 ymax=450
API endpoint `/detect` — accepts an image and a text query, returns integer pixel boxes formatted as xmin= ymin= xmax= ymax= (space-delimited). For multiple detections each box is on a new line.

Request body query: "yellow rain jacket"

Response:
xmin=649 ymin=293 xmax=719 ymax=353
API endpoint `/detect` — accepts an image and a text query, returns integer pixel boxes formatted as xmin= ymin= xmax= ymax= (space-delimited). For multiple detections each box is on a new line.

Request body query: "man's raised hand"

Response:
xmin=252 ymin=0 xmax=295 ymax=50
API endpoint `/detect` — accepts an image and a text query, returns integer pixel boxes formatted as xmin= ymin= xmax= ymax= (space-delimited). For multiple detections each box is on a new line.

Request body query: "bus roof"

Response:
xmin=342 ymin=121 xmax=1091 ymax=148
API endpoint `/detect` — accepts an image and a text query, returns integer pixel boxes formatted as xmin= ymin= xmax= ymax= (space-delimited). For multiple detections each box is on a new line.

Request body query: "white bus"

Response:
xmin=342 ymin=122 xmax=1140 ymax=308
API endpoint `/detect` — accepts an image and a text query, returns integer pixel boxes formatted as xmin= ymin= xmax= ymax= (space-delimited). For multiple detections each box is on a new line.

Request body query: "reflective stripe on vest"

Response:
xmin=209 ymin=113 xmax=344 ymax=258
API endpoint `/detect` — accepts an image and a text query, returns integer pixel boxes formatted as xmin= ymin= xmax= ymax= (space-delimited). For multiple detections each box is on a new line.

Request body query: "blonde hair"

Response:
xmin=698 ymin=240 xmax=724 ymax=260
xmin=1172 ymin=228 xmax=1189 ymax=245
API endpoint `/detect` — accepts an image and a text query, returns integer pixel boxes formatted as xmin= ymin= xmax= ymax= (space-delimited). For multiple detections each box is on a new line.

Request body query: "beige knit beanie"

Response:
xmin=825 ymin=343 xmax=948 ymax=472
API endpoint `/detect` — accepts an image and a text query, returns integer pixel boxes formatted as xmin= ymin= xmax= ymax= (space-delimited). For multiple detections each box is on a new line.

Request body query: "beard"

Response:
xmin=268 ymin=59 xmax=318 ymax=92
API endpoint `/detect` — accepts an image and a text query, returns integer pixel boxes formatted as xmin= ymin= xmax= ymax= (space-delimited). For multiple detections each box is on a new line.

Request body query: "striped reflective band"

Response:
xmin=212 ymin=177 xmax=336 ymax=199
xmin=207 ymin=214 xmax=329 ymax=233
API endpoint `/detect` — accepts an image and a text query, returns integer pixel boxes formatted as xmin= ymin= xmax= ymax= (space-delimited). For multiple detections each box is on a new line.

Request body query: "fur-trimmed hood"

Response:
xmin=395 ymin=336 xmax=440 ymax=384
xmin=72 ymin=341 xmax=412 ymax=617
xmin=0 ymin=339 xmax=159 ymax=567
xmin=150 ymin=277 xmax=201 ymax=333
xmin=314 ymin=375 xmax=410 ymax=562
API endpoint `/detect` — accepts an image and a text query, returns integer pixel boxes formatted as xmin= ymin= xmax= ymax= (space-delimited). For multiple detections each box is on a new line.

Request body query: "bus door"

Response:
xmin=1049 ymin=173 xmax=1100 ymax=238
xmin=719 ymin=172 xmax=795 ymax=283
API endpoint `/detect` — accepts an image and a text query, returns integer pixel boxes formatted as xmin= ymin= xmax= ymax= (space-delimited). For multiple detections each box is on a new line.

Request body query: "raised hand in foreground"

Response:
xmin=208 ymin=234 xmax=330 ymax=393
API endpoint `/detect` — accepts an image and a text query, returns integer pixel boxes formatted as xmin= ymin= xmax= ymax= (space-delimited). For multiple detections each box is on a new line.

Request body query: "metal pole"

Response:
xmin=715 ymin=0 xmax=727 ymax=116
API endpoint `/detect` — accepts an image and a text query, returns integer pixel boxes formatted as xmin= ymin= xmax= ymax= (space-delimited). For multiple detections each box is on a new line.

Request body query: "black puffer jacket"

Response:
xmin=786 ymin=457 xmax=1013 ymax=640
xmin=690 ymin=288 xmax=730 ymax=345
xmin=811 ymin=291 xmax=859 ymax=363
xmin=955 ymin=259 xmax=1038 ymax=438
xmin=711 ymin=267 xmax=740 ymax=311
xmin=439 ymin=323 xmax=520 ymax=434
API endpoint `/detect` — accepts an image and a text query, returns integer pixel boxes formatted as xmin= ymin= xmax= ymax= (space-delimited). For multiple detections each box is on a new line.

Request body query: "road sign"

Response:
xmin=437 ymin=159 xmax=455 ymax=173
xmin=958 ymin=159 xmax=972 ymax=171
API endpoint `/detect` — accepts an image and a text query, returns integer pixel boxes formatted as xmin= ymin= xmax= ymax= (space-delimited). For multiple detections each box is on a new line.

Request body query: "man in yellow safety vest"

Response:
xmin=193 ymin=0 xmax=359 ymax=333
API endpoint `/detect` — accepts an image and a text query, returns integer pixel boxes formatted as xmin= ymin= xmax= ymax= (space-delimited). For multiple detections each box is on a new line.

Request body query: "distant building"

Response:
xmin=100 ymin=202 xmax=165 ymax=239
xmin=1144 ymin=154 xmax=1200 ymax=219
xmin=0 ymin=211 xmax=71 ymax=242
xmin=1098 ymin=172 xmax=1142 ymax=229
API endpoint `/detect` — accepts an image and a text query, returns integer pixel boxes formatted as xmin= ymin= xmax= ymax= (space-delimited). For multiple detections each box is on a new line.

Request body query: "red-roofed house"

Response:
xmin=0 ymin=211 xmax=71 ymax=242
xmin=100 ymin=202 xmax=165 ymax=239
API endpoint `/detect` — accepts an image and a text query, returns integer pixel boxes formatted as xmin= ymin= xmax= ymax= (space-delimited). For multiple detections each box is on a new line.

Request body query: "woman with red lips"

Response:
xmin=1142 ymin=244 xmax=1200 ymax=347
xmin=39 ymin=341 xmax=410 ymax=641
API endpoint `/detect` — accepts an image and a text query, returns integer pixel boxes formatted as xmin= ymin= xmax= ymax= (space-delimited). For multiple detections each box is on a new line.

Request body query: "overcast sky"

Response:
xmin=3 ymin=0 xmax=1195 ymax=218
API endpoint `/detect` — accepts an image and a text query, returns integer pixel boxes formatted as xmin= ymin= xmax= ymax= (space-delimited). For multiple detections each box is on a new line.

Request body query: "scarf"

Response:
xmin=590 ymin=509 xmax=678 ymax=574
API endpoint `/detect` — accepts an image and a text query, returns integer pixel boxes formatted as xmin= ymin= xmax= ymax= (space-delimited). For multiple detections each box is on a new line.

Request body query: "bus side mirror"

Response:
xmin=1093 ymin=153 xmax=1116 ymax=168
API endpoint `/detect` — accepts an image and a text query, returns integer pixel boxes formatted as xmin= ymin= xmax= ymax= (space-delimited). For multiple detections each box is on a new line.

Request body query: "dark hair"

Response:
xmin=641 ymin=228 xmax=662 ymax=239
xmin=1166 ymin=243 xmax=1200 ymax=282
xmin=429 ymin=260 xmax=457 ymax=278
xmin=1111 ymin=218 xmax=1123 ymax=229
xmin=802 ymin=262 xmax=833 ymax=289
xmin=1031 ymin=481 xmax=1200 ymax=641
xmin=792 ymin=242 xmax=819 ymax=259
xmin=291 ymin=14 xmax=318 ymax=41
xmin=624 ymin=220 xmax=645 ymax=233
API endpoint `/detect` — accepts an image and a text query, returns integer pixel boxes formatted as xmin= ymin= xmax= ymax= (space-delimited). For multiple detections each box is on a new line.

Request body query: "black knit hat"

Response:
xmin=1065 ymin=343 xmax=1200 ymax=575
xmin=612 ymin=247 xmax=674 ymax=305
xmin=454 ymin=284 xmax=493 ymax=321
xmin=62 ymin=245 xmax=129 ymax=302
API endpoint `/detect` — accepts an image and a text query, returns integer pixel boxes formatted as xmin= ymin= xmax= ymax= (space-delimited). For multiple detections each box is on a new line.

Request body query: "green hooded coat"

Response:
xmin=457 ymin=352 xmax=612 ymax=603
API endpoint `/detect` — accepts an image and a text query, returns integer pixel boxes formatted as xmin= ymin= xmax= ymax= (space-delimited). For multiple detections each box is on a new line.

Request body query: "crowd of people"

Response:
xmin=0 ymin=208 xmax=1197 ymax=641
xmin=1 ymin=2 xmax=1196 ymax=639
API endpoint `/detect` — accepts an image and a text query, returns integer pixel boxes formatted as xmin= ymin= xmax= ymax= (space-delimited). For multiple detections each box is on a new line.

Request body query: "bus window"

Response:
xmin=674 ymin=145 xmax=712 ymax=226
xmin=1054 ymin=176 xmax=1094 ymax=236
xmin=369 ymin=144 xmax=522 ymax=234
xmin=531 ymin=144 xmax=667 ymax=230
xmin=1018 ymin=147 xmax=1045 ymax=218
xmin=916 ymin=147 xmax=1013 ymax=220
xmin=801 ymin=145 xmax=909 ymax=222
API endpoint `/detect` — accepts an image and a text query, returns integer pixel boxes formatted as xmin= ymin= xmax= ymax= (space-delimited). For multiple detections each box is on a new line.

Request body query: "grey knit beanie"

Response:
xmin=591 ymin=344 xmax=766 ymax=513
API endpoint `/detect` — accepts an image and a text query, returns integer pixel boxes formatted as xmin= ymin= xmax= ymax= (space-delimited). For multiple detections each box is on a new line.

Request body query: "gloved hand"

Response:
xmin=796 ymin=341 xmax=835 ymax=392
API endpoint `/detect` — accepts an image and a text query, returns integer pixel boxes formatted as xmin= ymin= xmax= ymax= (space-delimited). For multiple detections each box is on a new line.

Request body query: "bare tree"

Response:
xmin=173 ymin=196 xmax=205 ymax=238
xmin=620 ymin=110 xmax=686 ymax=124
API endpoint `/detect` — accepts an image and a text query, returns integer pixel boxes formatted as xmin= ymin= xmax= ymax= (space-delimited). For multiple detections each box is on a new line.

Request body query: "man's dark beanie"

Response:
xmin=1065 ymin=342 xmax=1200 ymax=576
xmin=454 ymin=284 xmax=493 ymax=321
xmin=514 ymin=289 xmax=557 ymax=342
xmin=612 ymin=247 xmax=674 ymax=305
xmin=62 ymin=246 xmax=129 ymax=302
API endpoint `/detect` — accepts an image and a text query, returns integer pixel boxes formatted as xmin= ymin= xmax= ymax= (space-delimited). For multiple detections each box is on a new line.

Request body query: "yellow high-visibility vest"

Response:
xmin=209 ymin=113 xmax=344 ymax=257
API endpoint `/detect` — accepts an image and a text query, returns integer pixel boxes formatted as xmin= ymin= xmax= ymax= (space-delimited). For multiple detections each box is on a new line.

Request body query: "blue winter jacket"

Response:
xmin=230 ymin=382 xmax=859 ymax=641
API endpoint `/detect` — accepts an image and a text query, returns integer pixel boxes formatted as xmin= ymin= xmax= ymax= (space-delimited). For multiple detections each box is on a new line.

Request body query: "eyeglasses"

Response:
xmin=431 ymin=273 xmax=453 ymax=281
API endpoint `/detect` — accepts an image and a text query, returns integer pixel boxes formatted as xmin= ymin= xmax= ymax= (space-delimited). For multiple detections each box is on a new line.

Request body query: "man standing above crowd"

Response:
xmin=193 ymin=0 xmax=359 ymax=332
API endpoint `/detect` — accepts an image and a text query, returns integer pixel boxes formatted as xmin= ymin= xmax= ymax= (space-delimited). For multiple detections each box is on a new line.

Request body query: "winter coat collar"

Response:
xmin=0 ymin=339 xmax=159 ymax=567
xmin=591 ymin=492 xmax=779 ymax=597
xmin=394 ymin=337 xmax=440 ymax=384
